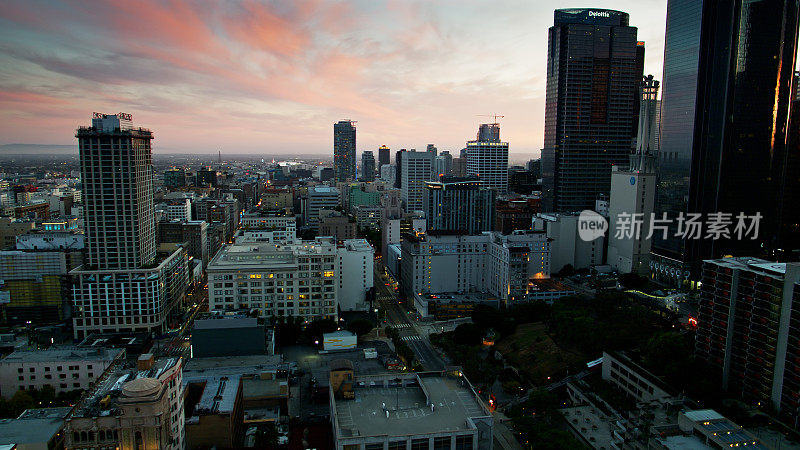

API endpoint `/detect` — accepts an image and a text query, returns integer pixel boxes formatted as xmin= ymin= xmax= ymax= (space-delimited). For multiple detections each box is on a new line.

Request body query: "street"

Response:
xmin=374 ymin=263 xmax=446 ymax=371
xmin=374 ymin=262 xmax=523 ymax=450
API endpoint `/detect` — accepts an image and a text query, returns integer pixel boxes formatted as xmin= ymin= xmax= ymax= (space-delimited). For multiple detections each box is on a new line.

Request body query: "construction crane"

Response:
xmin=476 ymin=114 xmax=504 ymax=124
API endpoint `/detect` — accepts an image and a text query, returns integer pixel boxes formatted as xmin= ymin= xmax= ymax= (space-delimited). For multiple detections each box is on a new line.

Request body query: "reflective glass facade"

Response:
xmin=542 ymin=9 xmax=642 ymax=212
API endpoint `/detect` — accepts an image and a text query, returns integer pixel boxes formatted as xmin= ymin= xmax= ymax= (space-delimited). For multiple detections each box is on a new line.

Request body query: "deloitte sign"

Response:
xmin=588 ymin=10 xmax=611 ymax=18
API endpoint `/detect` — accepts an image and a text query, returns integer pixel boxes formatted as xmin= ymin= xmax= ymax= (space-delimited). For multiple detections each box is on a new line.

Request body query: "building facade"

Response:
xmin=77 ymin=113 xmax=156 ymax=270
xmin=207 ymin=238 xmax=338 ymax=322
xmin=400 ymin=150 xmax=434 ymax=212
xmin=541 ymin=9 xmax=641 ymax=212
xmin=333 ymin=120 xmax=357 ymax=182
xmin=361 ymin=151 xmax=375 ymax=182
xmin=424 ymin=177 xmax=496 ymax=235
xmin=465 ymin=124 xmax=509 ymax=195
xmin=696 ymin=258 xmax=800 ymax=426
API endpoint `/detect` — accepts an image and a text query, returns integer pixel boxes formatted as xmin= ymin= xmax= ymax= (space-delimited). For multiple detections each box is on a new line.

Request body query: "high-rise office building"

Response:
xmin=651 ymin=0 xmax=799 ymax=285
xmin=426 ymin=144 xmax=438 ymax=158
xmin=394 ymin=149 xmax=405 ymax=189
xmin=541 ymin=9 xmax=642 ymax=212
xmin=378 ymin=145 xmax=391 ymax=169
xmin=400 ymin=150 xmax=434 ymax=212
xmin=72 ymin=114 xmax=189 ymax=339
xmin=333 ymin=120 xmax=357 ymax=182
xmin=696 ymin=258 xmax=800 ymax=426
xmin=361 ymin=151 xmax=375 ymax=182
xmin=466 ymin=124 xmax=509 ymax=194
xmin=424 ymin=176 xmax=496 ymax=234
xmin=435 ymin=151 xmax=453 ymax=177
xmin=77 ymin=112 xmax=156 ymax=270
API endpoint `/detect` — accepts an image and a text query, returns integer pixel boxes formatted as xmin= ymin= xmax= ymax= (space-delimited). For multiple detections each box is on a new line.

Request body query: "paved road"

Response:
xmin=375 ymin=263 xmax=523 ymax=450
xmin=374 ymin=263 xmax=445 ymax=371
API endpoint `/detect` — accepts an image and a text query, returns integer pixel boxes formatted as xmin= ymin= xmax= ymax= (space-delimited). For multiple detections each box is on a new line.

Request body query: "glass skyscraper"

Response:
xmin=541 ymin=9 xmax=642 ymax=212
xmin=651 ymin=0 xmax=799 ymax=285
xmin=333 ymin=120 xmax=356 ymax=182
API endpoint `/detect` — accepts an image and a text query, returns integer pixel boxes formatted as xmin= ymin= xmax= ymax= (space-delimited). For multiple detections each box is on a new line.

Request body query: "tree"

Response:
xmin=471 ymin=304 xmax=503 ymax=332
xmin=453 ymin=323 xmax=483 ymax=346
xmin=619 ymin=272 xmax=648 ymax=290
xmin=346 ymin=318 xmax=374 ymax=337
xmin=555 ymin=264 xmax=575 ymax=277
xmin=304 ymin=318 xmax=338 ymax=343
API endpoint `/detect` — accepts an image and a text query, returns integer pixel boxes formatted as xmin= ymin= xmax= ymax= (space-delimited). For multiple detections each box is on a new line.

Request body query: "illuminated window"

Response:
xmin=249 ymin=274 xmax=262 ymax=279
xmin=324 ymin=271 xmax=335 ymax=277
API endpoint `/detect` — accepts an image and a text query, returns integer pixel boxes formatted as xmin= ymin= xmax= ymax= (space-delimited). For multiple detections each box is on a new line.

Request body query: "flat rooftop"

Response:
xmin=333 ymin=374 xmax=489 ymax=438
xmin=1 ymin=347 xmax=123 ymax=364
xmin=0 ymin=407 xmax=72 ymax=445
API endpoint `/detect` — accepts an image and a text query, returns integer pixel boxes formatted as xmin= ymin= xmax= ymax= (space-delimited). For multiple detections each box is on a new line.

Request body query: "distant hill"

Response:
xmin=0 ymin=144 xmax=77 ymax=155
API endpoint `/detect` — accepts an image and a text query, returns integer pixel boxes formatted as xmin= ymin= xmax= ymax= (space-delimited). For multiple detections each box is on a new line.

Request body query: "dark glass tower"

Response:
xmin=333 ymin=120 xmax=356 ymax=182
xmin=378 ymin=145 xmax=390 ymax=169
xmin=651 ymin=0 xmax=704 ymax=270
xmin=652 ymin=0 xmax=800 ymax=284
xmin=361 ymin=150 xmax=376 ymax=182
xmin=542 ymin=9 xmax=642 ymax=212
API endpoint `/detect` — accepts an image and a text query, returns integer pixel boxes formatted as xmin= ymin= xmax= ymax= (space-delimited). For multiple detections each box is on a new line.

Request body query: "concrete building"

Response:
xmin=184 ymin=371 xmax=244 ymax=448
xmin=207 ymin=238 xmax=338 ymax=322
xmin=0 ymin=217 xmax=35 ymax=249
xmin=162 ymin=199 xmax=191 ymax=222
xmin=157 ymin=220 xmax=209 ymax=267
xmin=381 ymin=212 xmax=426 ymax=259
xmin=319 ymin=210 xmax=357 ymax=241
xmin=534 ymin=213 xmax=605 ymax=273
xmin=601 ymin=351 xmax=673 ymax=403
xmin=607 ymin=76 xmax=659 ymax=275
xmin=0 ymin=245 xmax=83 ymax=325
xmin=696 ymin=258 xmax=800 ymax=426
xmin=70 ymin=243 xmax=190 ymax=339
xmin=330 ymin=372 xmax=493 ymax=450
xmin=78 ymin=112 xmax=156 ymax=270
xmin=337 ymin=239 xmax=374 ymax=312
xmin=495 ymin=198 xmax=540 ymax=234
xmin=401 ymin=231 xmax=550 ymax=305
xmin=0 ymin=407 xmax=72 ymax=450
xmin=0 ymin=347 xmax=124 ymax=398
xmin=424 ymin=177 xmax=495 ymax=234
xmin=380 ymin=164 xmax=396 ymax=185
xmin=192 ymin=315 xmax=274 ymax=357
xmin=259 ymin=188 xmax=293 ymax=209
xmin=353 ymin=205 xmax=382 ymax=229
xmin=304 ymin=185 xmax=340 ymax=230
xmin=64 ymin=356 xmax=184 ymax=450
xmin=435 ymin=151 xmax=453 ymax=177
xmin=240 ymin=211 xmax=296 ymax=231
xmin=233 ymin=227 xmax=297 ymax=245
xmin=401 ymin=150 xmax=434 ymax=212
xmin=466 ymin=123 xmax=509 ymax=195
xmin=334 ymin=120 xmax=357 ymax=182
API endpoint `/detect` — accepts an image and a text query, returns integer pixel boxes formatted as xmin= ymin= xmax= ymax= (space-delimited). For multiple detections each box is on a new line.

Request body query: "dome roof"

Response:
xmin=122 ymin=378 xmax=161 ymax=398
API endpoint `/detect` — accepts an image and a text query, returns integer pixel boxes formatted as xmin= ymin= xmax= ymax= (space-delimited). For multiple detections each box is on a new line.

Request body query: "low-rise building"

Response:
xmin=0 ymin=407 xmax=72 ymax=450
xmin=64 ymin=355 xmax=184 ymax=450
xmin=319 ymin=210 xmax=357 ymax=241
xmin=0 ymin=347 xmax=125 ymax=399
xmin=337 ymin=239 xmax=374 ymax=312
xmin=207 ymin=238 xmax=338 ymax=322
xmin=70 ymin=244 xmax=190 ymax=339
xmin=192 ymin=314 xmax=275 ymax=357
xmin=330 ymin=371 xmax=493 ymax=450
xmin=601 ymin=351 xmax=673 ymax=403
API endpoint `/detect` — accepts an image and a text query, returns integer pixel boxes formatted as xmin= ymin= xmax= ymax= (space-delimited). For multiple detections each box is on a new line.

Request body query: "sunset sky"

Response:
xmin=0 ymin=0 xmax=671 ymax=157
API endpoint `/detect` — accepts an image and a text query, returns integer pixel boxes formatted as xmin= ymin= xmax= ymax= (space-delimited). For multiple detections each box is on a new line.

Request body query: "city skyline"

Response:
xmin=0 ymin=0 xmax=673 ymax=156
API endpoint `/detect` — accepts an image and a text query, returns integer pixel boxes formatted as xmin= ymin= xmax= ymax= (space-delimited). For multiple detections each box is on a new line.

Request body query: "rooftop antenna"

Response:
xmin=218 ymin=150 xmax=221 ymax=164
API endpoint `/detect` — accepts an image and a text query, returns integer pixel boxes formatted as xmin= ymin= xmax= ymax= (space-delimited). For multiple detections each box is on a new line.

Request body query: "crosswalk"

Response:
xmin=401 ymin=335 xmax=422 ymax=342
xmin=393 ymin=323 xmax=412 ymax=329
